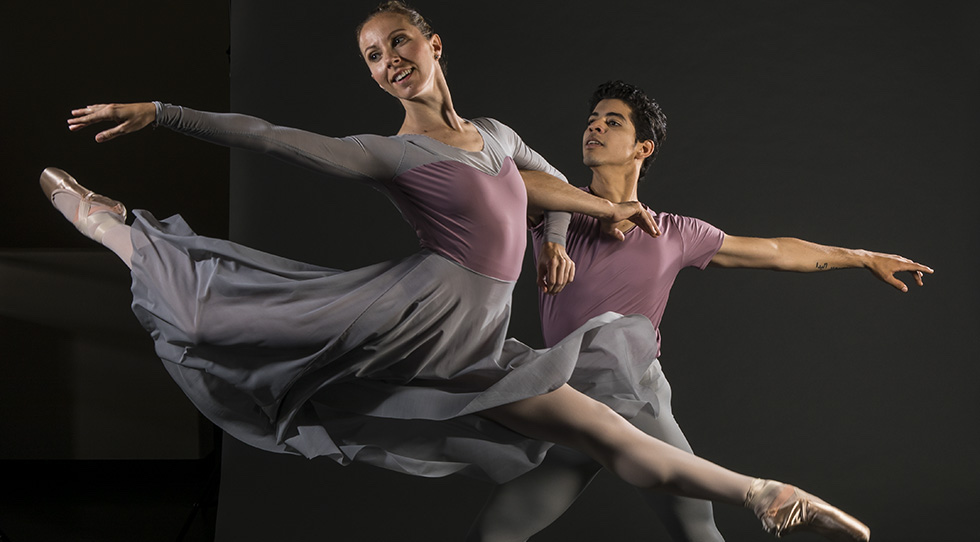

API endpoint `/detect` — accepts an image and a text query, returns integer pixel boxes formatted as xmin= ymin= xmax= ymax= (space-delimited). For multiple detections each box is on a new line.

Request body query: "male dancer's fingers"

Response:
xmin=536 ymin=271 xmax=548 ymax=292
xmin=551 ymin=257 xmax=574 ymax=294
xmin=912 ymin=262 xmax=934 ymax=277
xmin=537 ymin=242 xmax=573 ymax=294
xmin=873 ymin=263 xmax=912 ymax=291
xmin=887 ymin=266 xmax=931 ymax=291
xmin=538 ymin=258 xmax=558 ymax=294
xmin=869 ymin=254 xmax=933 ymax=291
xmin=547 ymin=260 xmax=558 ymax=293
xmin=898 ymin=266 xmax=929 ymax=287
xmin=890 ymin=276 xmax=909 ymax=292
xmin=875 ymin=269 xmax=908 ymax=292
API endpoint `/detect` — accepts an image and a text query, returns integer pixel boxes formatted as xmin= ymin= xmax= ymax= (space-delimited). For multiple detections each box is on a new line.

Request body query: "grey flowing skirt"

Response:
xmin=129 ymin=211 xmax=661 ymax=483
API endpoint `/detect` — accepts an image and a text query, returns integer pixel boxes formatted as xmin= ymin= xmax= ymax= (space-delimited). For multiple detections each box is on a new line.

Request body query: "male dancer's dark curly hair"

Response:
xmin=589 ymin=81 xmax=667 ymax=178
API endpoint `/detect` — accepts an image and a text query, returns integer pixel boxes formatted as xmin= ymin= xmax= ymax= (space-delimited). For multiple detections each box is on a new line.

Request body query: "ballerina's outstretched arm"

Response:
xmin=68 ymin=102 xmax=404 ymax=183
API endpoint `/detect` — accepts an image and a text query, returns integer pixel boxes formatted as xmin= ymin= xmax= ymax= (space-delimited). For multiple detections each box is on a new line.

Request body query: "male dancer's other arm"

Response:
xmin=710 ymin=235 xmax=933 ymax=292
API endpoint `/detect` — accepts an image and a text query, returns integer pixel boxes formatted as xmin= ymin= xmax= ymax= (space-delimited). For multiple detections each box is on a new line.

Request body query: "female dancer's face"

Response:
xmin=358 ymin=13 xmax=443 ymax=101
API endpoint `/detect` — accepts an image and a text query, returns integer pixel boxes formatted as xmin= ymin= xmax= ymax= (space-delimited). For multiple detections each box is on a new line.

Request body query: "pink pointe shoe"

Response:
xmin=40 ymin=167 xmax=126 ymax=243
xmin=746 ymin=479 xmax=871 ymax=541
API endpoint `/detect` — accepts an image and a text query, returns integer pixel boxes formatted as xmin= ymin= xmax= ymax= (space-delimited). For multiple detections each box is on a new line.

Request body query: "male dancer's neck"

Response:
xmin=589 ymin=167 xmax=640 ymax=203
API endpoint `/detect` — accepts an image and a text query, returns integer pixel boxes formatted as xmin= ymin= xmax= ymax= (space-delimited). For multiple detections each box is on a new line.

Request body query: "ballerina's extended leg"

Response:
xmin=40 ymin=167 xmax=134 ymax=268
xmin=482 ymin=384 xmax=870 ymax=541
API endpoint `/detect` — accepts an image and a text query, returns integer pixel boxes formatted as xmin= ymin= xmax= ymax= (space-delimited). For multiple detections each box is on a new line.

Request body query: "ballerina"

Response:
xmin=43 ymin=2 xmax=869 ymax=540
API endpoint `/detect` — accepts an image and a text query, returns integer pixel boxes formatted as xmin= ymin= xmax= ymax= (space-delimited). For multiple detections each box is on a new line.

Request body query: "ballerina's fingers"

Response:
xmin=67 ymin=104 xmax=112 ymax=130
xmin=66 ymin=102 xmax=156 ymax=142
xmin=94 ymin=122 xmax=134 ymax=143
xmin=633 ymin=206 xmax=661 ymax=238
xmin=620 ymin=201 xmax=660 ymax=238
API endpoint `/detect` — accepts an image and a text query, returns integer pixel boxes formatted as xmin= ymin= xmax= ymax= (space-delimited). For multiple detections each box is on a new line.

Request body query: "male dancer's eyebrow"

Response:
xmin=589 ymin=112 xmax=627 ymax=121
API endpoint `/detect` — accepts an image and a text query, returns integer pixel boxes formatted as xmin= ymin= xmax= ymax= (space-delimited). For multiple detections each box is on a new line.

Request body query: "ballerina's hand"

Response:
xmin=67 ymin=102 xmax=156 ymax=143
xmin=600 ymin=201 xmax=661 ymax=241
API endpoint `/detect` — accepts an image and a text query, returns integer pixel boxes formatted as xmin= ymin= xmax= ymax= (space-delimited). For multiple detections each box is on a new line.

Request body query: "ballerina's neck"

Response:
xmin=401 ymin=115 xmax=485 ymax=153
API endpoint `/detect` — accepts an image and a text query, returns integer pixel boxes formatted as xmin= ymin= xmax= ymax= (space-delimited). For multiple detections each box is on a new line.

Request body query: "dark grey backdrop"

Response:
xmin=219 ymin=2 xmax=979 ymax=541
xmin=5 ymin=1 xmax=977 ymax=541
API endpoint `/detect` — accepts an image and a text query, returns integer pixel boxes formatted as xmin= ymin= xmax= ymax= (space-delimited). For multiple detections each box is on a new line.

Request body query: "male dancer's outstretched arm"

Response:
xmin=710 ymin=235 xmax=930 ymax=291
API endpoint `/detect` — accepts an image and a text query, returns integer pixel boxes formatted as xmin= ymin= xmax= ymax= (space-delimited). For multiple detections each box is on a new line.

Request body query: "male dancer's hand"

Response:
xmin=68 ymin=102 xmax=156 ymax=143
xmin=538 ymin=242 xmax=575 ymax=294
xmin=862 ymin=251 xmax=933 ymax=292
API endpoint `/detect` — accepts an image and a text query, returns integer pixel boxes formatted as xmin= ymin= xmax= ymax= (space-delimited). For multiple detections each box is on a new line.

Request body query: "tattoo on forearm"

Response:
xmin=815 ymin=262 xmax=844 ymax=270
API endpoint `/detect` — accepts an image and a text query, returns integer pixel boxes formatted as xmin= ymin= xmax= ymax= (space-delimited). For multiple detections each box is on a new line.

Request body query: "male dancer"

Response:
xmin=468 ymin=80 xmax=932 ymax=541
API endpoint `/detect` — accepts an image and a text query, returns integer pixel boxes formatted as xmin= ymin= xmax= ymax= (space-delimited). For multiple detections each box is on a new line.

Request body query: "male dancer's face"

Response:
xmin=582 ymin=99 xmax=647 ymax=173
